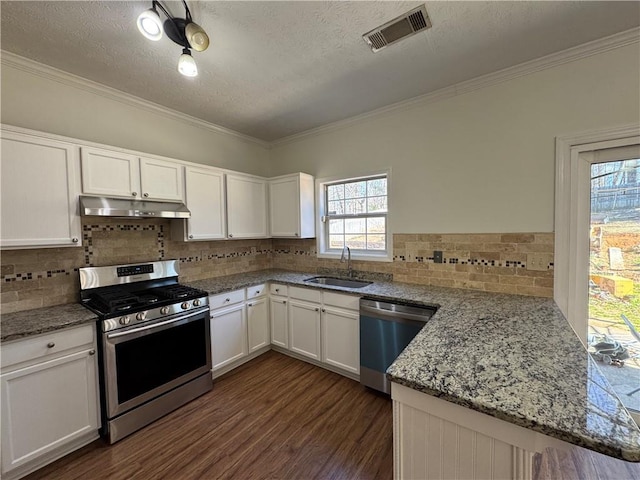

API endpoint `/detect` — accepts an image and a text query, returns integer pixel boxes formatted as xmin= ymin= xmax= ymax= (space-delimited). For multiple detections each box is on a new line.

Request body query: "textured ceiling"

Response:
xmin=1 ymin=1 xmax=639 ymax=141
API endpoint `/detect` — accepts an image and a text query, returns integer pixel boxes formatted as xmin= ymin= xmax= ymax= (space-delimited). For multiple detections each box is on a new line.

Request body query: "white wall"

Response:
xmin=0 ymin=61 xmax=270 ymax=176
xmin=269 ymin=44 xmax=640 ymax=234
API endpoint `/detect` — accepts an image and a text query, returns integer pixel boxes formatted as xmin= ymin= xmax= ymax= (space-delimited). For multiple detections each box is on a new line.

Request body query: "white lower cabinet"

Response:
xmin=284 ymin=286 xmax=360 ymax=376
xmin=210 ymin=302 xmax=248 ymax=371
xmin=288 ymin=300 xmax=322 ymax=361
xmin=0 ymin=324 xmax=100 ymax=480
xmin=210 ymin=286 xmax=270 ymax=374
xmin=247 ymin=297 xmax=269 ymax=353
xmin=269 ymin=295 xmax=289 ymax=349
xmin=322 ymin=306 xmax=360 ymax=375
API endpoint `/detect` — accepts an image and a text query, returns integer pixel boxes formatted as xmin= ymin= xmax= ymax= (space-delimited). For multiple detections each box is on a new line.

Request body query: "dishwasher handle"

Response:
xmin=360 ymin=298 xmax=436 ymax=323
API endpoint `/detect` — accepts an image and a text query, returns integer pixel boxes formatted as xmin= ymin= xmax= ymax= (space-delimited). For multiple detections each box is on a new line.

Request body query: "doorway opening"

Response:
xmin=588 ymin=158 xmax=640 ymax=414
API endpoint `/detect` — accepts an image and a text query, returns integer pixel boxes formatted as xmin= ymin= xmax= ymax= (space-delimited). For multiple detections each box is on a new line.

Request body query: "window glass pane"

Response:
xmin=345 ymin=235 xmax=366 ymax=250
xmin=367 ymin=196 xmax=387 ymax=213
xmin=329 ymin=219 xmax=344 ymax=234
xmin=366 ymin=217 xmax=385 ymax=234
xmin=328 ymin=200 xmax=344 ymax=215
xmin=366 ymin=235 xmax=386 ymax=250
xmin=344 ymin=181 xmax=366 ymax=199
xmin=367 ymin=178 xmax=387 ymax=196
xmin=345 ymin=198 xmax=366 ymax=214
xmin=329 ymin=235 xmax=344 ymax=249
xmin=345 ymin=218 xmax=365 ymax=234
xmin=327 ymin=184 xmax=344 ymax=201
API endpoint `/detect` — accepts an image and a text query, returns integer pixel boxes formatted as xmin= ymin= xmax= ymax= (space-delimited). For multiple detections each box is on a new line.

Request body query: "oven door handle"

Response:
xmin=106 ymin=308 xmax=208 ymax=339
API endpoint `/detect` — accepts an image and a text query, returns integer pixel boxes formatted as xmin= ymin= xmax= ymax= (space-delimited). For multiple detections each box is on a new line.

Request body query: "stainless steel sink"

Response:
xmin=303 ymin=276 xmax=372 ymax=288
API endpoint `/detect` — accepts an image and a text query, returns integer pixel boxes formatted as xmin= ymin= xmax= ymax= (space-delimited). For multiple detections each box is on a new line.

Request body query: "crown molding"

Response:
xmin=2 ymin=26 xmax=638 ymax=149
xmin=271 ymin=27 xmax=640 ymax=147
xmin=0 ymin=51 xmax=270 ymax=148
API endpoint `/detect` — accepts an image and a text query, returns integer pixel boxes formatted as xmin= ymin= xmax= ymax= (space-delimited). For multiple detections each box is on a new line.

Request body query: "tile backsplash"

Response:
xmin=1 ymin=222 xmax=554 ymax=314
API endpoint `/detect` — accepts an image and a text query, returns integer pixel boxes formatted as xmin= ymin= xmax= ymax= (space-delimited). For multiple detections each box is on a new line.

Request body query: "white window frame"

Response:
xmin=554 ymin=124 xmax=640 ymax=344
xmin=316 ymin=169 xmax=392 ymax=262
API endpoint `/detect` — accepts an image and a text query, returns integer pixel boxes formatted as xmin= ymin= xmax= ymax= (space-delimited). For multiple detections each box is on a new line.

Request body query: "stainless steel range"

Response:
xmin=79 ymin=260 xmax=212 ymax=443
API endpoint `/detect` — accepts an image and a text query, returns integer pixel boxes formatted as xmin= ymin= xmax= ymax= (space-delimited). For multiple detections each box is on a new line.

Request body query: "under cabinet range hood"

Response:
xmin=80 ymin=196 xmax=190 ymax=219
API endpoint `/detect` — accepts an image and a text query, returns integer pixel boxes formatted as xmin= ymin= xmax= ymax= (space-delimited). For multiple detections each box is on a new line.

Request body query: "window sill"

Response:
xmin=317 ymin=252 xmax=393 ymax=263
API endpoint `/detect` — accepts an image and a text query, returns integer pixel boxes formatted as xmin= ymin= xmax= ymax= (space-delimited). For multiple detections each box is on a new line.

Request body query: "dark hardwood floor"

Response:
xmin=25 ymin=351 xmax=640 ymax=480
xmin=26 ymin=351 xmax=393 ymax=480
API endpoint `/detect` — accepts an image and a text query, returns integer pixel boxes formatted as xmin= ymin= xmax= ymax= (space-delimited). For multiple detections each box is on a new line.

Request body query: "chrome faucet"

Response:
xmin=340 ymin=246 xmax=352 ymax=278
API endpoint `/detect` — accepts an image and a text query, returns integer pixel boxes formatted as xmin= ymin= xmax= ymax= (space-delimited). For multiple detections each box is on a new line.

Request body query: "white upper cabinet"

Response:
xmin=1 ymin=129 xmax=81 ymax=248
xmin=269 ymin=173 xmax=315 ymax=238
xmin=139 ymin=157 xmax=184 ymax=201
xmin=80 ymin=147 xmax=139 ymax=198
xmin=176 ymin=165 xmax=226 ymax=241
xmin=81 ymin=147 xmax=183 ymax=201
xmin=226 ymin=173 xmax=268 ymax=239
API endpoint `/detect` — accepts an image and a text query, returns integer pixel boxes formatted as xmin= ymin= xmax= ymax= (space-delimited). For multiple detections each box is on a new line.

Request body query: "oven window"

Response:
xmin=115 ymin=316 xmax=208 ymax=404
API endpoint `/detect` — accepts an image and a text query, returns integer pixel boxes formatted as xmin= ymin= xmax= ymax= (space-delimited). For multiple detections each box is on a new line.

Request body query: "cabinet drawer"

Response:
xmin=246 ymin=284 xmax=267 ymax=300
xmin=209 ymin=289 xmax=245 ymax=310
xmin=270 ymin=284 xmax=288 ymax=296
xmin=322 ymin=292 xmax=360 ymax=311
xmin=1 ymin=324 xmax=94 ymax=370
xmin=289 ymin=286 xmax=322 ymax=303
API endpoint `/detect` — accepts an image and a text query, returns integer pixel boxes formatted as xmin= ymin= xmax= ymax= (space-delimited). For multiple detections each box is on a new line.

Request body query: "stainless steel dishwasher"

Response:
xmin=360 ymin=298 xmax=437 ymax=394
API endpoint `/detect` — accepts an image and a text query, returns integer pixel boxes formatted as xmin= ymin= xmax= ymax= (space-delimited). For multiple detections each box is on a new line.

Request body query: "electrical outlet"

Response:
xmin=526 ymin=253 xmax=553 ymax=271
xmin=433 ymin=250 xmax=443 ymax=264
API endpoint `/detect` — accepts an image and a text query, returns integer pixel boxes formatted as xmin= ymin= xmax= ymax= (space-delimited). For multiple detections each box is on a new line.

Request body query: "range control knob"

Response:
xmin=160 ymin=306 xmax=170 ymax=315
xmin=119 ymin=316 xmax=130 ymax=325
xmin=181 ymin=302 xmax=190 ymax=310
xmin=136 ymin=312 xmax=147 ymax=322
xmin=193 ymin=299 xmax=201 ymax=307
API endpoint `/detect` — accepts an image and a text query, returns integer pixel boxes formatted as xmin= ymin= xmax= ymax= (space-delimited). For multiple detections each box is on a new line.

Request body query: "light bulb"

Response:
xmin=178 ymin=49 xmax=198 ymax=77
xmin=185 ymin=22 xmax=210 ymax=52
xmin=137 ymin=8 xmax=163 ymax=41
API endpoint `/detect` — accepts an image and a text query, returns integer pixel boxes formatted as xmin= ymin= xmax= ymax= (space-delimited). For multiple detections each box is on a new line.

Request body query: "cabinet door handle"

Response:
xmin=47 ymin=342 xmax=55 ymax=348
xmin=321 ymin=308 xmax=326 ymax=313
xmin=228 ymin=234 xmax=234 ymax=238
xmin=132 ymin=192 xmax=138 ymax=197
xmin=275 ymin=289 xmax=279 ymax=293
xmin=295 ymin=233 xmax=299 ymax=237
xmin=189 ymin=235 xmax=194 ymax=239
xmin=248 ymin=303 xmax=253 ymax=307
xmin=315 ymin=308 xmax=319 ymax=312
xmin=89 ymin=349 xmax=96 ymax=356
xmin=143 ymin=193 xmax=149 ymax=198
xmin=72 ymin=237 xmax=79 ymax=243
xmin=282 ymin=300 xmax=287 ymax=304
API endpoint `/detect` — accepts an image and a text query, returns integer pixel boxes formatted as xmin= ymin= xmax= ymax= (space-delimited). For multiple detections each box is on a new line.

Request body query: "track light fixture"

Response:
xmin=136 ymin=0 xmax=209 ymax=77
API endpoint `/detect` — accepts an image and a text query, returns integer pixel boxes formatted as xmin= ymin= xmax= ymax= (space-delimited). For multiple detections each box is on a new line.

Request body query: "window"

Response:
xmin=317 ymin=172 xmax=391 ymax=261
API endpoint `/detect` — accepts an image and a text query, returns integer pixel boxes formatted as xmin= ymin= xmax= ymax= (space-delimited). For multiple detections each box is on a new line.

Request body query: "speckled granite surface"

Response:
xmin=1 ymin=303 xmax=98 ymax=342
xmin=2 ymin=268 xmax=638 ymax=461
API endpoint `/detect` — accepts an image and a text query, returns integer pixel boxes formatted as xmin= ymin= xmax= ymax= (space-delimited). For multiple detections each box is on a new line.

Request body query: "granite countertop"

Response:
xmin=2 ymin=268 xmax=639 ymax=461
xmin=1 ymin=303 xmax=98 ymax=342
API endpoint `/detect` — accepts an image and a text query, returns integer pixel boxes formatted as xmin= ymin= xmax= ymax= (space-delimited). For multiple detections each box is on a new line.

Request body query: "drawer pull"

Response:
xmin=89 ymin=349 xmax=96 ymax=356
xmin=248 ymin=303 xmax=253 ymax=307
xmin=315 ymin=308 xmax=319 ymax=312
xmin=255 ymin=290 xmax=260 ymax=295
xmin=283 ymin=300 xmax=287 ymax=304
xmin=275 ymin=288 xmax=279 ymax=293
xmin=225 ymin=298 xmax=230 ymax=302
xmin=47 ymin=342 xmax=55 ymax=348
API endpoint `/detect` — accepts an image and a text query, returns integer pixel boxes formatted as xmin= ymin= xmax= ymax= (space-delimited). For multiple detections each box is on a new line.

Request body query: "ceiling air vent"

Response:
xmin=363 ymin=5 xmax=431 ymax=53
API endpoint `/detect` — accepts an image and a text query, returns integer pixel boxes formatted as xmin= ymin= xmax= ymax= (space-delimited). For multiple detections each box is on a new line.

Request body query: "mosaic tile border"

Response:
xmin=2 ymin=269 xmax=78 ymax=282
xmin=392 ymin=254 xmax=554 ymax=270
